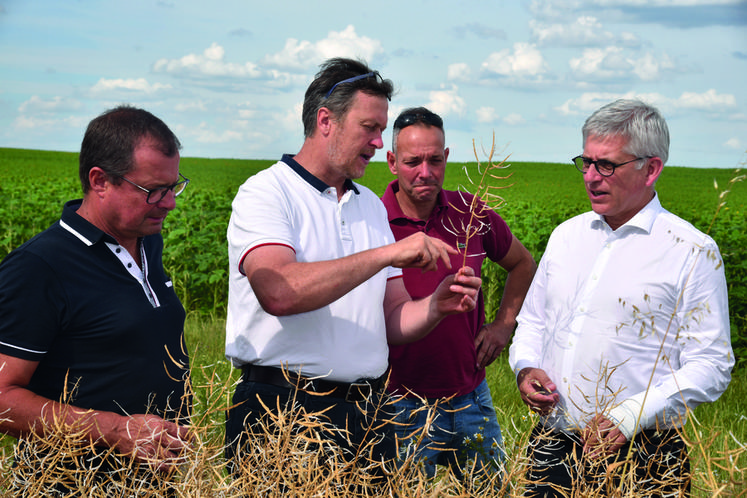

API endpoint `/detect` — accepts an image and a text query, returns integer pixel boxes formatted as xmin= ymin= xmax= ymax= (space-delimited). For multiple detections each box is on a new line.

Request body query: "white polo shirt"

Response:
xmin=226 ymin=155 xmax=401 ymax=382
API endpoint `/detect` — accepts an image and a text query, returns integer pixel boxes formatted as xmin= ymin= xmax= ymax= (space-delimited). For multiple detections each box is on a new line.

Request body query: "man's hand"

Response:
xmin=113 ymin=414 xmax=192 ymax=473
xmin=432 ymin=266 xmax=481 ymax=315
xmin=517 ymin=367 xmax=559 ymax=415
xmin=581 ymin=414 xmax=628 ymax=458
xmin=389 ymin=232 xmax=457 ymax=272
xmin=474 ymin=321 xmax=512 ymax=369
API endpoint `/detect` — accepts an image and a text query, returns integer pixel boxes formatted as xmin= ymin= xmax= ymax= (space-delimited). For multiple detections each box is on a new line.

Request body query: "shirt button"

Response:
xmin=127 ymin=263 xmax=132 ymax=268
xmin=116 ymin=248 xmax=121 ymax=253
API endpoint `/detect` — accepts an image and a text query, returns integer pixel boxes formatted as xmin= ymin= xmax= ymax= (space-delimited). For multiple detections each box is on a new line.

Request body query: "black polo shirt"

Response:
xmin=0 ymin=200 xmax=189 ymax=421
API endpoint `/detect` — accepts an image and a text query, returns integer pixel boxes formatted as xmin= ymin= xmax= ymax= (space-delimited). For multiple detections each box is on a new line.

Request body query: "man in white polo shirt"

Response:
xmin=225 ymin=58 xmax=482 ymax=482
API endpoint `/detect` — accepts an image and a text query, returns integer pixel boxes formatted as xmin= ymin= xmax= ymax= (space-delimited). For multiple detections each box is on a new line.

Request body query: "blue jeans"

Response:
xmin=392 ymin=378 xmax=505 ymax=479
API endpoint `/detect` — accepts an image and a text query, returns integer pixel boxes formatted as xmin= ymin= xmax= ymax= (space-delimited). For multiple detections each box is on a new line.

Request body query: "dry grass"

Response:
xmin=0 ymin=360 xmax=743 ymax=497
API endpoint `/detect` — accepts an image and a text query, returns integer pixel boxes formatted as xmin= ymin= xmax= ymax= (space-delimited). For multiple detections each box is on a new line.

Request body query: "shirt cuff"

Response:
xmin=511 ymin=360 xmax=536 ymax=379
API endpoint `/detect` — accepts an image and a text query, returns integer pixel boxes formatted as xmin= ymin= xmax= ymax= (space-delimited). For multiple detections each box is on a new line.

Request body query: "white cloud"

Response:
xmin=554 ymin=91 xmax=660 ymax=115
xmin=503 ymin=113 xmax=526 ymax=125
xmin=262 ymin=25 xmax=384 ymax=71
xmin=447 ymin=63 xmax=471 ymax=82
xmin=90 ymin=78 xmax=172 ymax=94
xmin=632 ymin=52 xmax=676 ymax=81
xmin=530 ymin=16 xmax=638 ymax=47
xmin=724 ymin=137 xmax=743 ymax=149
xmin=18 ymin=95 xmax=83 ymax=113
xmin=481 ymin=43 xmax=549 ymax=79
xmin=569 ymin=47 xmax=676 ymax=82
xmin=13 ymin=114 xmax=87 ymax=130
xmin=426 ymin=85 xmax=466 ymax=117
xmin=676 ymin=89 xmax=737 ymax=109
xmin=153 ymin=43 xmax=263 ymax=78
xmin=476 ymin=106 xmax=498 ymax=123
xmin=174 ymin=101 xmax=208 ymax=112
xmin=192 ymin=122 xmax=244 ymax=144
xmin=555 ymin=88 xmax=736 ymax=116
xmin=592 ymin=0 xmax=741 ymax=5
xmin=475 ymin=107 xmax=526 ymax=125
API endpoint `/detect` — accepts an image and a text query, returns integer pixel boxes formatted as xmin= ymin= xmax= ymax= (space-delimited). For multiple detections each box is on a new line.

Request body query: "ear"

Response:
xmin=88 ymin=167 xmax=111 ymax=196
xmin=444 ymin=147 xmax=450 ymax=162
xmin=386 ymin=150 xmax=398 ymax=175
xmin=644 ymin=157 xmax=664 ymax=187
xmin=317 ymin=107 xmax=334 ymax=137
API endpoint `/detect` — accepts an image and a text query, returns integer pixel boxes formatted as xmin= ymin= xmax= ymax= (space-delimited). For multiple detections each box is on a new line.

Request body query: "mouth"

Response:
xmin=360 ymin=151 xmax=374 ymax=163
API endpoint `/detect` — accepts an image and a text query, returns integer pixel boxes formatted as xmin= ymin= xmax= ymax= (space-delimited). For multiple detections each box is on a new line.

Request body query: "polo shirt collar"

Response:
xmin=59 ymin=199 xmax=120 ymax=247
xmin=281 ymin=153 xmax=360 ymax=195
xmin=590 ymin=192 xmax=662 ymax=234
xmin=381 ymin=179 xmax=447 ymax=224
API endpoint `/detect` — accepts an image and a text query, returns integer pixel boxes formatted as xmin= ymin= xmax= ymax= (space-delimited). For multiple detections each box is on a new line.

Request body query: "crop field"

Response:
xmin=0 ymin=147 xmax=745 ymax=496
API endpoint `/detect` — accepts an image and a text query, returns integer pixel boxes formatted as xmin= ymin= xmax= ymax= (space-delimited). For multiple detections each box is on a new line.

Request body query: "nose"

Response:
xmin=155 ymin=189 xmax=177 ymax=210
xmin=584 ymin=163 xmax=603 ymax=182
xmin=371 ymin=130 xmax=384 ymax=149
xmin=418 ymin=161 xmax=434 ymax=178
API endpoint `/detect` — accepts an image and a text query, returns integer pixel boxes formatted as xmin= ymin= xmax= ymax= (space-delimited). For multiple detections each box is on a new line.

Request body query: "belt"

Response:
xmin=241 ymin=364 xmax=386 ymax=403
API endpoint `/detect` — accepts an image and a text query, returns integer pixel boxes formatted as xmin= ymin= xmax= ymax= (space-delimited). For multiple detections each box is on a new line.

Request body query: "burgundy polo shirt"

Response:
xmin=382 ymin=180 xmax=513 ymax=398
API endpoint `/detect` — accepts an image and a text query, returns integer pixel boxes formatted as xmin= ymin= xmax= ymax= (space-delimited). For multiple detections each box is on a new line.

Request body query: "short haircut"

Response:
xmin=391 ymin=106 xmax=445 ymax=153
xmin=79 ymin=105 xmax=181 ymax=193
xmin=583 ymin=99 xmax=669 ymax=166
xmin=301 ymin=57 xmax=394 ymax=138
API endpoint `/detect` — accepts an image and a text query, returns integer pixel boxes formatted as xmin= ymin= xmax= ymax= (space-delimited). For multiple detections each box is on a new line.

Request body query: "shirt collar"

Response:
xmin=59 ymin=199 xmax=119 ymax=246
xmin=381 ymin=179 xmax=447 ymax=224
xmin=590 ymin=192 xmax=663 ymax=234
xmin=282 ymin=153 xmax=360 ymax=195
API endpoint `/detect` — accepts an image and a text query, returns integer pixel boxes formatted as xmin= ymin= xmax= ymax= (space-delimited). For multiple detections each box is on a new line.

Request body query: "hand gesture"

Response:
xmin=389 ymin=232 xmax=457 ymax=272
xmin=432 ymin=266 xmax=482 ymax=315
xmin=517 ymin=367 xmax=559 ymax=415
xmin=474 ymin=321 xmax=511 ymax=369
xmin=581 ymin=414 xmax=628 ymax=458
xmin=112 ymin=414 xmax=192 ymax=473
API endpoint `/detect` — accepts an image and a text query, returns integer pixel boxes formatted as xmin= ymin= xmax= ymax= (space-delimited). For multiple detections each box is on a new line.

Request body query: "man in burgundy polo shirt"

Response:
xmin=382 ymin=107 xmax=536 ymax=479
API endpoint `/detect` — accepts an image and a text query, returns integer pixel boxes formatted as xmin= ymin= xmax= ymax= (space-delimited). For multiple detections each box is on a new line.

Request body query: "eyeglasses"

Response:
xmin=116 ymin=172 xmax=190 ymax=204
xmin=324 ymin=71 xmax=380 ymax=98
xmin=572 ymin=155 xmax=652 ymax=177
xmin=393 ymin=111 xmax=443 ymax=131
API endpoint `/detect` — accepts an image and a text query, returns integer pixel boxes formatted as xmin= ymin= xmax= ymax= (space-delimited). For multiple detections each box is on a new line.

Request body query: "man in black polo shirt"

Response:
xmin=0 ymin=105 xmax=191 ymax=493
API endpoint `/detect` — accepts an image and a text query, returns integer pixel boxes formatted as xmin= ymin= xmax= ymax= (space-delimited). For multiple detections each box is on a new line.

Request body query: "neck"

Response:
xmin=76 ymin=197 xmax=140 ymax=261
xmin=294 ymin=145 xmax=347 ymax=199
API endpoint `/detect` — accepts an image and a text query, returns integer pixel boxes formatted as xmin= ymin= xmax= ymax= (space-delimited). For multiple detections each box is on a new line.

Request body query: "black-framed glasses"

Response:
xmin=116 ymin=172 xmax=190 ymax=204
xmin=572 ymin=155 xmax=652 ymax=177
xmin=324 ymin=71 xmax=380 ymax=98
xmin=393 ymin=111 xmax=443 ymax=131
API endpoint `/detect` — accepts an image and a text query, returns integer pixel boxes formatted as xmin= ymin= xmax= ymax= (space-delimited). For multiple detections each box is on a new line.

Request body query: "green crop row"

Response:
xmin=1 ymin=148 xmax=745 ymax=366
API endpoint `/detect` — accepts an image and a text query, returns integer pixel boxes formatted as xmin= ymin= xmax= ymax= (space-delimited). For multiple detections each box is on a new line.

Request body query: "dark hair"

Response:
xmin=301 ymin=58 xmax=394 ymax=138
xmin=392 ymin=106 xmax=445 ymax=153
xmin=79 ymin=105 xmax=181 ymax=193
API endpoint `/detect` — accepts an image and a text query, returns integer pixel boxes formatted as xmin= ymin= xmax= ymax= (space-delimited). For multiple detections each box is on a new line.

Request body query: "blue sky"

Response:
xmin=1 ymin=0 xmax=745 ymax=168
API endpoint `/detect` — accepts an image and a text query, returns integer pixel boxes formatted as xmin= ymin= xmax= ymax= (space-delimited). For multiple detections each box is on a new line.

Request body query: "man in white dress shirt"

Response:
xmin=509 ymin=99 xmax=733 ymax=497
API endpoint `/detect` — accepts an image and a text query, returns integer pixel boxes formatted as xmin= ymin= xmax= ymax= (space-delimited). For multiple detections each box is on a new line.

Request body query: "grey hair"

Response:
xmin=582 ymin=99 xmax=669 ymax=166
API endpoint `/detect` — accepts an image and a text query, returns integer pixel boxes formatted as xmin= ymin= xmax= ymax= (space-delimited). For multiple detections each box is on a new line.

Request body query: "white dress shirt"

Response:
xmin=509 ymin=194 xmax=733 ymax=439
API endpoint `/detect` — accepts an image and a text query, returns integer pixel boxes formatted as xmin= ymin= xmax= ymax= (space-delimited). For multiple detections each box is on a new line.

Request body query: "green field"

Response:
xmin=1 ymin=147 xmax=745 ymax=495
